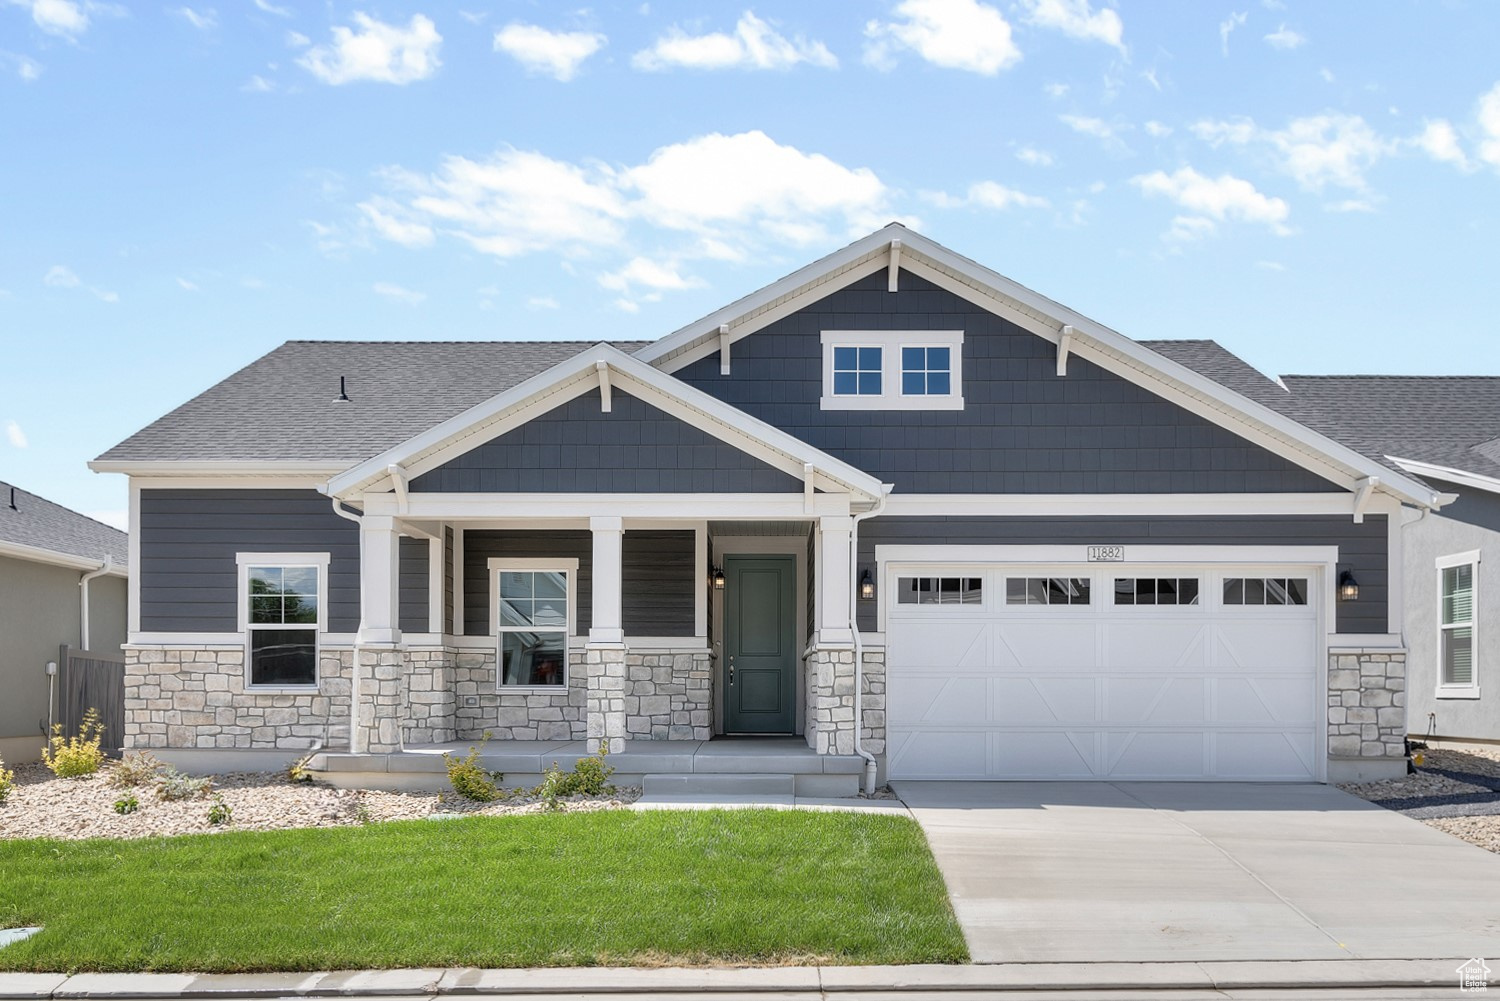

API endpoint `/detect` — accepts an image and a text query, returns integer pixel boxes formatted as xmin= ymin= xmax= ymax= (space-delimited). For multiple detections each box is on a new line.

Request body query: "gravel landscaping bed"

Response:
xmin=1340 ymin=745 xmax=1500 ymax=852
xmin=0 ymin=762 xmax=639 ymax=841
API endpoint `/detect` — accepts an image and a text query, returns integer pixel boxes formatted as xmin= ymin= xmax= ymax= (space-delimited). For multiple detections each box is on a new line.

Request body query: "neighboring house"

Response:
xmin=1265 ymin=377 xmax=1500 ymax=749
xmin=0 ymin=480 xmax=128 ymax=763
xmin=91 ymin=225 xmax=1447 ymax=787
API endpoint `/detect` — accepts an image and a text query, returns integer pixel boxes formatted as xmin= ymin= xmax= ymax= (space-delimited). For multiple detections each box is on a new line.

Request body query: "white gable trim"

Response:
xmin=323 ymin=344 xmax=886 ymax=503
xmin=1389 ymin=456 xmax=1500 ymax=497
xmin=0 ymin=539 xmax=127 ymax=576
xmin=637 ymin=224 xmax=1441 ymax=510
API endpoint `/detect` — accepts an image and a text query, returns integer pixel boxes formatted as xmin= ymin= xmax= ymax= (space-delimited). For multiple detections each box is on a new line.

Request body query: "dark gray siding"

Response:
xmin=412 ymin=390 xmax=800 ymax=493
xmin=677 ymin=269 xmax=1338 ymax=494
xmin=464 ymin=529 xmax=695 ymax=636
xmin=443 ymin=526 xmax=455 ymax=632
xmin=858 ymin=514 xmax=1388 ymax=634
xmin=1427 ymin=478 xmax=1500 ymax=533
xmin=139 ymin=489 xmax=359 ymax=633
xmin=623 ymin=531 xmax=696 ymax=636
xmin=399 ymin=536 xmax=428 ymax=634
xmin=805 ymin=526 xmax=816 ymax=643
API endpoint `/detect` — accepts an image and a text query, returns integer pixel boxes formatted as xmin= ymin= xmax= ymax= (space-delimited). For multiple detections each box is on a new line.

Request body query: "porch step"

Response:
xmin=641 ymin=772 xmax=795 ymax=801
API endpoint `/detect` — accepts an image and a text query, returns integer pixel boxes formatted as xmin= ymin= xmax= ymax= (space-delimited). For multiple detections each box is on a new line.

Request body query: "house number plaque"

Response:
xmin=1086 ymin=545 xmax=1125 ymax=562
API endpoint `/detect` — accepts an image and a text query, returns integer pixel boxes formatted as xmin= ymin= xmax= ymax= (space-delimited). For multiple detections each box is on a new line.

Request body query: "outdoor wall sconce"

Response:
xmin=711 ymin=566 xmax=726 ymax=590
xmin=859 ymin=569 xmax=875 ymax=601
xmin=1338 ymin=570 xmax=1359 ymax=602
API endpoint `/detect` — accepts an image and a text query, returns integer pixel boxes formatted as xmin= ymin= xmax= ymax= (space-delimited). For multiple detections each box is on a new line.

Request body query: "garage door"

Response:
xmin=886 ymin=565 xmax=1322 ymax=781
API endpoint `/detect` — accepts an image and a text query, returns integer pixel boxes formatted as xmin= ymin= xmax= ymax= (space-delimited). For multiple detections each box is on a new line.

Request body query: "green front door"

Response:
xmin=724 ymin=555 xmax=797 ymax=735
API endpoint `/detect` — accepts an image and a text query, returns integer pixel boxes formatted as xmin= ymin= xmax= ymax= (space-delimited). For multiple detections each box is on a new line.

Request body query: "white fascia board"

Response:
xmin=1389 ymin=456 xmax=1500 ymax=498
xmin=881 ymin=493 xmax=1402 ymax=518
xmin=635 ymin=223 xmax=1439 ymax=510
xmin=362 ymin=492 xmax=853 ymax=521
xmin=0 ymin=540 xmax=126 ymax=575
xmin=876 ymin=543 xmax=1341 ymax=567
xmin=328 ymin=343 xmax=885 ymax=502
xmin=89 ymin=460 xmax=348 ymax=477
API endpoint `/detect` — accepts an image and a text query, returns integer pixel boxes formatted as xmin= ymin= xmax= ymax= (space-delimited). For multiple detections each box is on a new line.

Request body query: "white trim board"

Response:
xmin=880 ymin=493 xmax=1402 ymax=518
xmin=0 ymin=540 xmax=125 ymax=576
xmin=362 ymin=492 xmax=856 ymax=521
xmin=1390 ymin=456 xmax=1500 ymax=497
xmin=876 ymin=544 xmax=1341 ymax=566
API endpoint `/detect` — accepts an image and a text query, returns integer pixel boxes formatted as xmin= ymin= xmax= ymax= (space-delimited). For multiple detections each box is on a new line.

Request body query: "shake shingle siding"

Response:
xmin=857 ymin=514 xmax=1389 ymax=634
xmin=398 ymin=536 xmax=428 ymax=634
xmin=411 ymin=390 xmax=801 ymax=493
xmin=676 ymin=270 xmax=1337 ymax=494
xmin=138 ymin=489 xmax=359 ymax=633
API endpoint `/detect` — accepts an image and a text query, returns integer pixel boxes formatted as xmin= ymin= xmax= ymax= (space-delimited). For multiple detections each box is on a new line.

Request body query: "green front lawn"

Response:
xmin=0 ymin=809 xmax=966 ymax=972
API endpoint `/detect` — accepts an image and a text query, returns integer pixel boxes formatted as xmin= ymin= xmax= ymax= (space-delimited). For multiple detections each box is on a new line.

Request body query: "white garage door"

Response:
xmin=886 ymin=565 xmax=1323 ymax=781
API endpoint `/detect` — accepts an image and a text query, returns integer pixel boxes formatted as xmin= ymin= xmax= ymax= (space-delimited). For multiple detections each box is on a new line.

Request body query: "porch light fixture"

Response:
xmin=1338 ymin=570 xmax=1359 ymax=602
xmin=859 ymin=569 xmax=875 ymax=601
xmin=712 ymin=566 xmax=726 ymax=590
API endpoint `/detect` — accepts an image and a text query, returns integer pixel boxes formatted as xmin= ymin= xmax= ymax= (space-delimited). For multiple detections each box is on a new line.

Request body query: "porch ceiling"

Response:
xmin=709 ymin=520 xmax=814 ymax=537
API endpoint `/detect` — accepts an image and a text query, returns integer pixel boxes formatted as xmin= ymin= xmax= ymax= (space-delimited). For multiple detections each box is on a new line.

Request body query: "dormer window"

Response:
xmin=820 ymin=330 xmax=964 ymax=411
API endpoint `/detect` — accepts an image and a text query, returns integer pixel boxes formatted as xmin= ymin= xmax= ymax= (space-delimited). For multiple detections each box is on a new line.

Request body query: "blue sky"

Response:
xmin=3 ymin=0 xmax=1498 ymax=529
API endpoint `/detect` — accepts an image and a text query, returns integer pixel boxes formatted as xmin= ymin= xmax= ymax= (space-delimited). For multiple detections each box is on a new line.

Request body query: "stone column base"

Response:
xmin=585 ymin=643 xmax=628 ymax=754
xmin=353 ymin=645 xmax=406 ymax=754
xmin=1327 ymin=645 xmax=1407 ymax=781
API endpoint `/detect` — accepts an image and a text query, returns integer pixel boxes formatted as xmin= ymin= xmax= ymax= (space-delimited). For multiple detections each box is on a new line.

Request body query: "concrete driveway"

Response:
xmin=897 ymin=781 xmax=1500 ymax=964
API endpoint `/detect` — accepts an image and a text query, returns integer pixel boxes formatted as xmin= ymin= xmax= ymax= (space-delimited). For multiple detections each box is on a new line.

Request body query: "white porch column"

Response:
xmin=815 ymin=515 xmax=855 ymax=647
xmin=586 ymin=515 xmax=627 ymax=752
xmin=353 ymin=515 xmax=404 ymax=754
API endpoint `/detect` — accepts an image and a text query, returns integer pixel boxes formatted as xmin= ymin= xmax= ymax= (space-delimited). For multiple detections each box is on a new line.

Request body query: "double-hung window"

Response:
xmin=491 ymin=559 xmax=577 ymax=688
xmin=1437 ymin=552 xmax=1480 ymax=697
xmin=238 ymin=553 xmax=327 ymax=689
xmin=821 ymin=330 xmax=964 ymax=410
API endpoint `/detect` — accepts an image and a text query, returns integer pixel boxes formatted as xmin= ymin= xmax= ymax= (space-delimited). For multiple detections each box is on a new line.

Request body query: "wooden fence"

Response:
xmin=56 ymin=644 xmax=126 ymax=757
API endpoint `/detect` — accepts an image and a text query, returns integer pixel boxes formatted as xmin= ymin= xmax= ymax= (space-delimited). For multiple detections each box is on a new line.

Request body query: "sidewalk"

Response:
xmin=0 ymin=959 xmax=1475 ymax=998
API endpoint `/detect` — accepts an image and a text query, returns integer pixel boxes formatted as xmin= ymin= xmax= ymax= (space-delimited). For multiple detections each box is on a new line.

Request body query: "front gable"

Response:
xmin=411 ymin=388 xmax=801 ymax=493
xmin=673 ymin=269 xmax=1338 ymax=495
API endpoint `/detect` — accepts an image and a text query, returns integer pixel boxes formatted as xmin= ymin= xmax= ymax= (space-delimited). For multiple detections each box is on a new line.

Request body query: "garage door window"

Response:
xmin=1006 ymin=577 xmax=1090 ymax=605
xmin=1224 ymin=577 xmax=1308 ymax=606
xmin=1113 ymin=577 xmax=1199 ymax=606
xmin=897 ymin=577 xmax=982 ymax=605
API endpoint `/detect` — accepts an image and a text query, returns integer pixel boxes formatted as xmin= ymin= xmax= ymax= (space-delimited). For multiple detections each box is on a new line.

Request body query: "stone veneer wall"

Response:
xmin=123 ymin=646 xmax=353 ymax=751
xmin=586 ymin=645 xmax=627 ymax=753
xmin=807 ymin=645 xmax=887 ymax=757
xmin=453 ymin=646 xmax=587 ymax=741
xmin=625 ymin=649 xmax=712 ymax=740
xmin=404 ymin=647 xmax=456 ymax=745
xmin=1328 ymin=646 xmax=1407 ymax=761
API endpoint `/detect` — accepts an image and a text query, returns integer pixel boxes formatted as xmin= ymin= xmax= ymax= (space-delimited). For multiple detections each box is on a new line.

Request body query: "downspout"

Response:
xmin=78 ymin=556 xmax=113 ymax=651
xmin=849 ymin=485 xmax=891 ymax=796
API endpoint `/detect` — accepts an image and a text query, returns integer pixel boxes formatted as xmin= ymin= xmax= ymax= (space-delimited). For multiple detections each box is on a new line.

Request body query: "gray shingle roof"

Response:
xmin=96 ymin=340 xmax=647 ymax=464
xmin=0 ymin=481 xmax=128 ymax=567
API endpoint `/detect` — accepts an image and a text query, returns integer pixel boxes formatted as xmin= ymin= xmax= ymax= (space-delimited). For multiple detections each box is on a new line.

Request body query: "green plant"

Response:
xmin=0 ymin=756 xmax=13 ymax=805
xmin=535 ymin=763 xmax=567 ymax=811
xmin=156 ymin=767 xmax=212 ymax=801
xmin=287 ymin=753 xmax=315 ymax=784
xmin=443 ymin=732 xmax=502 ymax=802
xmin=113 ymin=793 xmax=139 ymax=815
xmin=534 ymin=742 xmax=616 ymax=808
xmin=353 ymin=801 xmax=374 ymax=825
xmin=108 ymin=750 xmax=164 ymax=789
xmin=41 ymin=708 xmax=107 ymax=778
xmin=206 ymin=794 xmax=233 ymax=826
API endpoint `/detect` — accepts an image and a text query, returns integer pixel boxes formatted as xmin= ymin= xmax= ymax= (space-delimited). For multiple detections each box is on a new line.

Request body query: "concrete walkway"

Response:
xmin=897 ymin=781 xmax=1500 ymax=965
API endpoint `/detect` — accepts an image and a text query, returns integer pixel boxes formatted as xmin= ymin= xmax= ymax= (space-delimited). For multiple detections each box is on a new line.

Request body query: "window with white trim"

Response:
xmin=492 ymin=560 xmax=576 ymax=688
xmin=1006 ymin=577 xmax=1091 ymax=605
xmin=238 ymin=554 xmax=328 ymax=689
xmin=1113 ymin=577 xmax=1200 ymax=606
xmin=896 ymin=576 xmax=982 ymax=605
xmin=820 ymin=330 xmax=964 ymax=410
xmin=1439 ymin=555 xmax=1478 ymax=692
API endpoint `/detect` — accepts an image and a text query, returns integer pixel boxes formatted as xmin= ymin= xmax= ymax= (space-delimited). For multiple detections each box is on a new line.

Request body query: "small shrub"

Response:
xmin=41 ymin=708 xmax=107 ymax=778
xmin=0 ymin=756 xmax=13 ymax=805
xmin=443 ymin=732 xmax=503 ymax=802
xmin=206 ymin=794 xmax=233 ymax=826
xmin=535 ymin=763 xmax=567 ymax=812
xmin=108 ymin=750 xmax=164 ymax=789
xmin=113 ymin=793 xmax=139 ymax=815
xmin=568 ymin=741 xmax=615 ymax=796
xmin=353 ymin=801 xmax=374 ymax=826
xmin=156 ymin=767 xmax=212 ymax=801
xmin=287 ymin=753 xmax=315 ymax=784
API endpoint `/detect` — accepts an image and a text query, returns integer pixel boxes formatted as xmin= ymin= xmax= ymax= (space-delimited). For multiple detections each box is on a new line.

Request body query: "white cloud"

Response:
xmin=4 ymin=420 xmax=27 ymax=449
xmin=1043 ymin=81 xmax=1068 ymax=98
xmin=1263 ymin=24 xmax=1304 ymax=49
xmin=598 ymin=256 xmax=701 ymax=293
xmin=299 ymin=13 xmax=441 ymax=86
xmin=358 ymin=197 xmax=436 ymax=247
xmin=372 ymin=282 xmax=425 ymax=305
xmin=1059 ymin=113 xmax=1131 ymax=153
xmin=1144 ymin=120 xmax=1172 ymax=138
xmin=1479 ymin=82 xmax=1500 ymax=169
xmin=1131 ymin=166 xmax=1291 ymax=239
xmin=2 ymin=50 xmax=42 ymax=80
xmin=1219 ymin=11 xmax=1246 ymax=56
xmin=1255 ymin=260 xmax=1286 ymax=271
xmin=252 ymin=0 xmax=290 ymax=16
xmin=1015 ymin=146 xmax=1054 ymax=166
xmin=495 ymin=23 xmax=605 ymax=81
xmin=526 ymin=295 xmax=559 ymax=310
xmin=864 ymin=0 xmax=1020 ymax=75
xmin=175 ymin=276 xmax=199 ymax=291
xmin=86 ymin=509 xmax=128 ymax=531
xmin=1412 ymin=119 xmax=1471 ymax=171
xmin=923 ymin=180 xmax=1048 ymax=211
xmin=44 ymin=264 xmax=80 ymax=287
xmin=1192 ymin=112 xmax=1393 ymax=192
xmin=634 ymin=11 xmax=835 ymax=71
xmin=241 ymin=74 xmax=274 ymax=92
xmin=172 ymin=6 xmax=215 ymax=31
xmin=14 ymin=0 xmax=88 ymax=38
xmin=1019 ymin=0 xmax=1123 ymax=52
xmin=1325 ymin=198 xmax=1375 ymax=213
xmin=1164 ymin=215 xmax=1218 ymax=242
xmin=1319 ymin=67 xmax=1334 ymax=83
xmin=284 ymin=29 xmax=308 ymax=47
